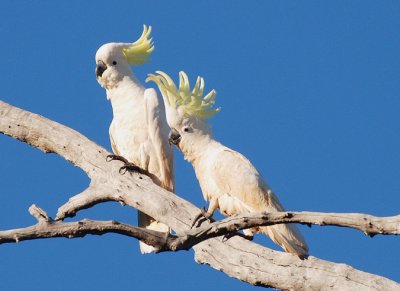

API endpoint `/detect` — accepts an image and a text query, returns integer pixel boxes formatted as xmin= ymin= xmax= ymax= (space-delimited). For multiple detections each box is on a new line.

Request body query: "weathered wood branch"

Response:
xmin=1 ymin=100 xmax=399 ymax=290
xmin=57 ymin=189 xmax=400 ymax=238
xmin=0 ymin=204 xmax=239 ymax=252
xmin=3 ymin=204 xmax=400 ymax=255
xmin=196 ymin=211 xmax=400 ymax=237
xmin=0 ymin=205 xmax=170 ymax=247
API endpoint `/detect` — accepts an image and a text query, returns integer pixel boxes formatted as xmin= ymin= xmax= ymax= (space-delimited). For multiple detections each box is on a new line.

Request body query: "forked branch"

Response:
xmin=0 ymin=100 xmax=399 ymax=290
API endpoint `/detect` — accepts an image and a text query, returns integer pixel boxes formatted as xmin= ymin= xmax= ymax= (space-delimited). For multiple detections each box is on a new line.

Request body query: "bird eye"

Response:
xmin=183 ymin=127 xmax=192 ymax=133
xmin=112 ymin=61 xmax=117 ymax=65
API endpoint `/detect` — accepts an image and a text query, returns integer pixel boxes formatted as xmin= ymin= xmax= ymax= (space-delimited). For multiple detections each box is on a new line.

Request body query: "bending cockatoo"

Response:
xmin=95 ymin=26 xmax=174 ymax=254
xmin=147 ymin=71 xmax=309 ymax=256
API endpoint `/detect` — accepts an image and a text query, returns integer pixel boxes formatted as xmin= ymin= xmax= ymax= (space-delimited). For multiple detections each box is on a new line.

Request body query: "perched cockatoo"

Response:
xmin=147 ymin=71 xmax=309 ymax=256
xmin=95 ymin=26 xmax=174 ymax=254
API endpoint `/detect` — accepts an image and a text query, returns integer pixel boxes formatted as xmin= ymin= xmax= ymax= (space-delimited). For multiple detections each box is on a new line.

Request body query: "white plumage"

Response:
xmin=148 ymin=71 xmax=308 ymax=256
xmin=95 ymin=27 xmax=174 ymax=254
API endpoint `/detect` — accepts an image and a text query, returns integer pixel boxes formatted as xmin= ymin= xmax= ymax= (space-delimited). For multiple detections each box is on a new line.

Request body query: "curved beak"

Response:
xmin=168 ymin=128 xmax=181 ymax=146
xmin=96 ymin=60 xmax=107 ymax=78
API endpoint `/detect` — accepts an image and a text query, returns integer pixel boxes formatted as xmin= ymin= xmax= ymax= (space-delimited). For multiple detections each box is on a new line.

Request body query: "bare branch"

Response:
xmin=0 ymin=217 xmax=170 ymax=249
xmin=58 ymin=188 xmax=400 ymax=237
xmin=6 ymin=206 xmax=400 ymax=253
xmin=0 ymin=204 xmax=185 ymax=251
xmin=29 ymin=204 xmax=52 ymax=224
xmin=160 ymin=211 xmax=400 ymax=252
xmin=56 ymin=191 xmax=400 ymax=252
xmin=1 ymin=100 xmax=399 ymax=290
xmin=189 ymin=211 xmax=400 ymax=238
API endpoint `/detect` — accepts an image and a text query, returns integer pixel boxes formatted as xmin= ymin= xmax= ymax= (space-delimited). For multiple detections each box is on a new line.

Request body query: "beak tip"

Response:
xmin=168 ymin=129 xmax=181 ymax=146
xmin=96 ymin=60 xmax=107 ymax=78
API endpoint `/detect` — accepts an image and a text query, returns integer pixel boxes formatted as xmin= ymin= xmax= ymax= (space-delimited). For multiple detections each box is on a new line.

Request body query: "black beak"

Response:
xmin=168 ymin=128 xmax=181 ymax=146
xmin=96 ymin=60 xmax=107 ymax=78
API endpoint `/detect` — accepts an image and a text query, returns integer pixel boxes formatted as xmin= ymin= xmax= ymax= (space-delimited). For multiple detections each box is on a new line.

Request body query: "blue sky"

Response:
xmin=1 ymin=1 xmax=399 ymax=290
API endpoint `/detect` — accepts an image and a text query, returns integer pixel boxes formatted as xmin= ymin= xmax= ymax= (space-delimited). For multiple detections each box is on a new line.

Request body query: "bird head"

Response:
xmin=146 ymin=71 xmax=220 ymax=148
xmin=95 ymin=25 xmax=154 ymax=90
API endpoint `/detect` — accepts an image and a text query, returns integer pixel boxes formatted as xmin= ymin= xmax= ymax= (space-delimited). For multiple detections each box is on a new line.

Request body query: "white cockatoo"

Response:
xmin=95 ymin=26 xmax=174 ymax=254
xmin=147 ymin=71 xmax=309 ymax=256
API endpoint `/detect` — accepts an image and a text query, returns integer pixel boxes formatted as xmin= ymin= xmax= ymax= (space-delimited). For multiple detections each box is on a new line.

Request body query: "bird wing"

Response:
xmin=144 ymin=88 xmax=175 ymax=192
xmin=109 ymin=123 xmax=120 ymax=155
xmin=211 ymin=148 xmax=268 ymax=211
xmin=134 ymin=88 xmax=174 ymax=254
xmin=211 ymin=148 xmax=308 ymax=256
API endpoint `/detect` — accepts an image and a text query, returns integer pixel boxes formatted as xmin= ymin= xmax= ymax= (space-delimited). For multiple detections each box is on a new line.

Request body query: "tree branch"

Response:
xmin=57 ymin=188 xmax=400 ymax=238
xmin=0 ymin=205 xmax=169 ymax=247
xmin=1 ymin=100 xmax=399 ymax=290
xmin=4 ymin=205 xmax=400 ymax=253
xmin=189 ymin=211 xmax=400 ymax=238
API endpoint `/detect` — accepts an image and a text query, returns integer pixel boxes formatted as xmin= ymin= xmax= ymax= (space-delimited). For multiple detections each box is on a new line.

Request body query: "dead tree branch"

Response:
xmin=0 ymin=205 xmax=170 ymax=247
xmin=58 ymin=189 xmax=400 ymax=238
xmin=190 ymin=211 xmax=400 ymax=238
xmin=1 ymin=100 xmax=399 ymax=290
xmin=3 ymin=204 xmax=400 ymax=254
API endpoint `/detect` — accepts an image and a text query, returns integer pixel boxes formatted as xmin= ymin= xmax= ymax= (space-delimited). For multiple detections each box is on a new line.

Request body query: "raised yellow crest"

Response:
xmin=147 ymin=71 xmax=221 ymax=119
xmin=122 ymin=25 xmax=154 ymax=66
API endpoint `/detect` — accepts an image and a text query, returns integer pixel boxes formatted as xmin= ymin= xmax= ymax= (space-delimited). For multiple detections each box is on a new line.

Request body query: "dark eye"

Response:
xmin=112 ymin=61 xmax=117 ymax=65
xmin=183 ymin=127 xmax=192 ymax=133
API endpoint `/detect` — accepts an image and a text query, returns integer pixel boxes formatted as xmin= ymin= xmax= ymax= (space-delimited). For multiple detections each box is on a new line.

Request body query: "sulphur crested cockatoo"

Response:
xmin=147 ymin=71 xmax=308 ymax=256
xmin=95 ymin=26 xmax=174 ymax=254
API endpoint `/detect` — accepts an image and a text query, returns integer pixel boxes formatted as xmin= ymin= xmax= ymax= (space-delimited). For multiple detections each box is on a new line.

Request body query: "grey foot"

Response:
xmin=106 ymin=154 xmax=129 ymax=164
xmin=119 ymin=163 xmax=147 ymax=175
xmin=106 ymin=154 xmax=146 ymax=175
xmin=222 ymin=232 xmax=254 ymax=242
xmin=191 ymin=206 xmax=214 ymax=228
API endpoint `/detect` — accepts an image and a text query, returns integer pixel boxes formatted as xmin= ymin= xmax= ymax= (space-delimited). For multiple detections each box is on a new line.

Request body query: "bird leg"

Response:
xmin=106 ymin=154 xmax=147 ymax=175
xmin=191 ymin=206 xmax=214 ymax=228
xmin=106 ymin=154 xmax=129 ymax=164
xmin=222 ymin=224 xmax=254 ymax=242
xmin=222 ymin=232 xmax=254 ymax=242
xmin=119 ymin=163 xmax=147 ymax=175
xmin=242 ymin=229 xmax=254 ymax=241
xmin=191 ymin=199 xmax=219 ymax=228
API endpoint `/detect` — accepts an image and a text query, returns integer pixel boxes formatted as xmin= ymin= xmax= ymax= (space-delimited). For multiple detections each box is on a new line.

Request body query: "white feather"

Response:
xmin=96 ymin=42 xmax=174 ymax=254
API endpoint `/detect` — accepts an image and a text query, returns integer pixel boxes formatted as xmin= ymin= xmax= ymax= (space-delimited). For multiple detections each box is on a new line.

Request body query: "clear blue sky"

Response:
xmin=1 ymin=1 xmax=399 ymax=290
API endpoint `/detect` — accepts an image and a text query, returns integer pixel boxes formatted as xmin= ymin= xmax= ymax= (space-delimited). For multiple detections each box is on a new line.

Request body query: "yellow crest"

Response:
xmin=122 ymin=25 xmax=154 ymax=66
xmin=147 ymin=71 xmax=220 ymax=119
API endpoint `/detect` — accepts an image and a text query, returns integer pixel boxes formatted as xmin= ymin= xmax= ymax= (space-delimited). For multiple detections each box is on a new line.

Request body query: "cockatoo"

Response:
xmin=95 ymin=26 xmax=174 ymax=254
xmin=147 ymin=71 xmax=309 ymax=256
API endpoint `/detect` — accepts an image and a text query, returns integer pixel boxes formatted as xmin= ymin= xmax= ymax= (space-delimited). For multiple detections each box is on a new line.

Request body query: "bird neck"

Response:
xmin=179 ymin=132 xmax=221 ymax=166
xmin=108 ymin=75 xmax=145 ymax=115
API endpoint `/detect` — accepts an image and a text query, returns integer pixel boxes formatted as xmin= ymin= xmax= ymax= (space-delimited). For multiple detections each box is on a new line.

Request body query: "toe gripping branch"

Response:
xmin=191 ymin=207 xmax=254 ymax=242
xmin=106 ymin=154 xmax=147 ymax=175
xmin=191 ymin=206 xmax=215 ymax=228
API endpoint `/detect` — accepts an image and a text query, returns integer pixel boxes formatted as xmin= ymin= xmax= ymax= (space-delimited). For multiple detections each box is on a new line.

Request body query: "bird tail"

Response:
xmin=260 ymin=223 xmax=308 ymax=257
xmin=259 ymin=189 xmax=309 ymax=257
xmin=138 ymin=211 xmax=170 ymax=254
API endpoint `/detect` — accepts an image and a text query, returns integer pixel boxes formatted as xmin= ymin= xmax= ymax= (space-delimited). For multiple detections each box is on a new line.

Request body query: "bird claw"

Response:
xmin=222 ymin=232 xmax=253 ymax=242
xmin=106 ymin=155 xmax=146 ymax=175
xmin=106 ymin=154 xmax=129 ymax=164
xmin=242 ymin=233 xmax=254 ymax=241
xmin=222 ymin=232 xmax=236 ymax=242
xmin=191 ymin=206 xmax=214 ymax=228
xmin=119 ymin=163 xmax=146 ymax=175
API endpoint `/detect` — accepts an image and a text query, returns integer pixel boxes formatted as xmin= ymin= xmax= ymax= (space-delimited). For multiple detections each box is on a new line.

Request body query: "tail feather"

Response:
xmin=138 ymin=211 xmax=170 ymax=254
xmin=260 ymin=189 xmax=309 ymax=257
xmin=261 ymin=223 xmax=309 ymax=257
